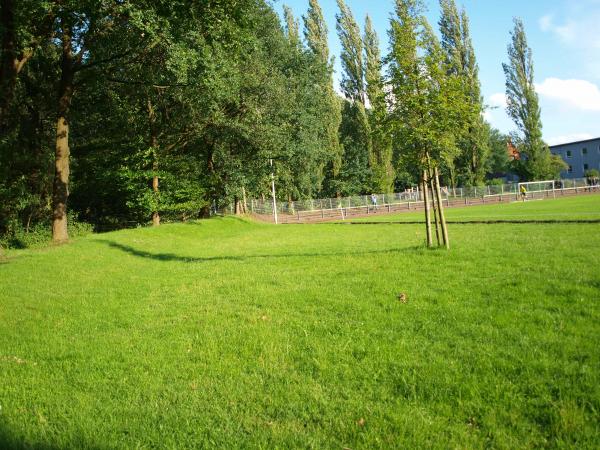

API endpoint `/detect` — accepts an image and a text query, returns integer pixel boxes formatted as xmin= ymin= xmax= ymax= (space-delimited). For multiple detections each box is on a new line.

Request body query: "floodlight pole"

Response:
xmin=270 ymin=159 xmax=278 ymax=224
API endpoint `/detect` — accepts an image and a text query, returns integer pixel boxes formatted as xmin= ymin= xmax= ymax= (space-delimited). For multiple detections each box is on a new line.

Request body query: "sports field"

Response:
xmin=1 ymin=196 xmax=599 ymax=448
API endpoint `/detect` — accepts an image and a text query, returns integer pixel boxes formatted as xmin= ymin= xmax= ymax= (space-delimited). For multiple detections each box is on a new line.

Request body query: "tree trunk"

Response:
xmin=147 ymin=98 xmax=160 ymax=226
xmin=0 ymin=0 xmax=16 ymax=126
xmin=434 ymin=166 xmax=450 ymax=249
xmin=429 ymin=170 xmax=440 ymax=246
xmin=200 ymin=143 xmax=215 ymax=218
xmin=242 ymin=186 xmax=247 ymax=214
xmin=1 ymin=0 xmax=41 ymax=127
xmin=52 ymin=18 xmax=74 ymax=243
xmin=152 ymin=168 xmax=160 ymax=226
xmin=422 ymin=170 xmax=432 ymax=248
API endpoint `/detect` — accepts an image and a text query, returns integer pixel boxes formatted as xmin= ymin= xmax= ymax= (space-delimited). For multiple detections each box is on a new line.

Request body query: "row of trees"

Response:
xmin=0 ymin=0 xmax=561 ymax=245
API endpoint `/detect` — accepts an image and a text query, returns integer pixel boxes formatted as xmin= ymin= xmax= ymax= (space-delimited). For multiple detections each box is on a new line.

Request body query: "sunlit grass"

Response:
xmin=349 ymin=193 xmax=600 ymax=222
xmin=1 ymin=197 xmax=599 ymax=448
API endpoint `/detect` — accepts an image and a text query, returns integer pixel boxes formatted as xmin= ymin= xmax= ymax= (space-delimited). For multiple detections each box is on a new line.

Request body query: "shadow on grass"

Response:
xmin=100 ymin=240 xmax=417 ymax=263
xmin=0 ymin=420 xmax=102 ymax=450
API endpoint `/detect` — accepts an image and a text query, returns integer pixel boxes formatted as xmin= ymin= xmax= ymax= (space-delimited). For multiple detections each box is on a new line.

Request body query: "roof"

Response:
xmin=549 ymin=137 xmax=600 ymax=148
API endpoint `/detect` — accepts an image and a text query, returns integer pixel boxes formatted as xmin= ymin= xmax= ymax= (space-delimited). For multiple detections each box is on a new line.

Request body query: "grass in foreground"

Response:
xmin=1 ymin=197 xmax=599 ymax=448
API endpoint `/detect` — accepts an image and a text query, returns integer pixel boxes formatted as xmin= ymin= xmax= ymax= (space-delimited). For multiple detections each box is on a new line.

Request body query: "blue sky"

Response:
xmin=273 ymin=0 xmax=600 ymax=145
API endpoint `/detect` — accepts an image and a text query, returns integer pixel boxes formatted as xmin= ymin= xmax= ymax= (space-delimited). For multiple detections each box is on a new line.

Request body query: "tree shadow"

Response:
xmin=0 ymin=420 xmax=103 ymax=450
xmin=100 ymin=240 xmax=415 ymax=263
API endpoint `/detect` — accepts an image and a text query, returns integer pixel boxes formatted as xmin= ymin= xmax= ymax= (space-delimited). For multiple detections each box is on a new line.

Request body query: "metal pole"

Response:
xmin=270 ymin=159 xmax=278 ymax=225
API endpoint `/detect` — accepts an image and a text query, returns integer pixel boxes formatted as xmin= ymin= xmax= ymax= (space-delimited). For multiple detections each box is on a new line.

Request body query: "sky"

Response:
xmin=272 ymin=0 xmax=600 ymax=146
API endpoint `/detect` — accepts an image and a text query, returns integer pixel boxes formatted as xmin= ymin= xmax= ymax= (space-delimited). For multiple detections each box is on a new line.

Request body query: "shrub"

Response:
xmin=0 ymin=212 xmax=93 ymax=249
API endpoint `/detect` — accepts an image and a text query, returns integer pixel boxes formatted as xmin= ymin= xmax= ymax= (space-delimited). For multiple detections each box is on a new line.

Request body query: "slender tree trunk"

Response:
xmin=52 ymin=19 xmax=74 ymax=243
xmin=152 ymin=163 xmax=160 ymax=226
xmin=422 ymin=170 xmax=432 ymax=247
xmin=434 ymin=166 xmax=450 ymax=249
xmin=200 ymin=144 xmax=214 ymax=218
xmin=242 ymin=186 xmax=247 ymax=214
xmin=147 ymin=98 xmax=160 ymax=226
xmin=429 ymin=170 xmax=440 ymax=246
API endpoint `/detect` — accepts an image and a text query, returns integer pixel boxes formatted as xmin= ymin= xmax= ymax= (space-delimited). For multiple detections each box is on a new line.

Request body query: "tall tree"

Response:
xmin=49 ymin=1 xmax=157 ymax=241
xmin=303 ymin=0 xmax=329 ymax=66
xmin=364 ymin=14 xmax=394 ymax=193
xmin=335 ymin=0 xmax=371 ymax=195
xmin=303 ymin=0 xmax=342 ymax=197
xmin=389 ymin=0 xmax=461 ymax=248
xmin=439 ymin=0 xmax=488 ymax=187
xmin=502 ymin=18 xmax=552 ymax=181
xmin=283 ymin=5 xmax=300 ymax=48
xmin=336 ymin=0 xmax=364 ymax=104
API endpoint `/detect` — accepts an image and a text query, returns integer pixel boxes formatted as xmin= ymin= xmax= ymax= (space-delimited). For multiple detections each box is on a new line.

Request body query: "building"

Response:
xmin=549 ymin=137 xmax=600 ymax=179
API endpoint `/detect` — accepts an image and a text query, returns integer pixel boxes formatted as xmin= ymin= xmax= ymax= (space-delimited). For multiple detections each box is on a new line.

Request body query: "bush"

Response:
xmin=584 ymin=169 xmax=599 ymax=178
xmin=0 ymin=212 xmax=93 ymax=249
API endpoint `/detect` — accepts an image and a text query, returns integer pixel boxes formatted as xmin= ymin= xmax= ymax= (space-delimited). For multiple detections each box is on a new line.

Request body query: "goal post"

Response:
xmin=517 ymin=180 xmax=556 ymax=199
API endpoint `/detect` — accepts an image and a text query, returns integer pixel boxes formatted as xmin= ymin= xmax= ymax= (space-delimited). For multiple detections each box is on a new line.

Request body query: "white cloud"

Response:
xmin=539 ymin=13 xmax=600 ymax=49
xmin=539 ymin=14 xmax=552 ymax=32
xmin=489 ymin=93 xmax=507 ymax=108
xmin=538 ymin=15 xmax=577 ymax=43
xmin=535 ymin=78 xmax=600 ymax=111
xmin=539 ymin=7 xmax=600 ymax=79
xmin=546 ymin=133 xmax=594 ymax=146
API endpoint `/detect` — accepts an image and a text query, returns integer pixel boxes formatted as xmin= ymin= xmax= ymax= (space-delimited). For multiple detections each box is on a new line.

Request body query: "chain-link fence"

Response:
xmin=237 ymin=177 xmax=598 ymax=222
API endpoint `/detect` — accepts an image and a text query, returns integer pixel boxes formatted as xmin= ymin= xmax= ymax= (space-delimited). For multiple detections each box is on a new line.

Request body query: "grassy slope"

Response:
xmin=1 ymin=198 xmax=599 ymax=449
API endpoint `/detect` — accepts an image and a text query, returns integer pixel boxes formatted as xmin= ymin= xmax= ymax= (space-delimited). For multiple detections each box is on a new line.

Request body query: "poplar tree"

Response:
xmin=336 ymin=0 xmax=364 ymax=103
xmin=335 ymin=0 xmax=371 ymax=195
xmin=502 ymin=18 xmax=552 ymax=181
xmin=439 ymin=0 xmax=488 ymax=187
xmin=303 ymin=0 xmax=343 ymax=197
xmin=283 ymin=5 xmax=300 ymax=48
xmin=364 ymin=15 xmax=394 ymax=193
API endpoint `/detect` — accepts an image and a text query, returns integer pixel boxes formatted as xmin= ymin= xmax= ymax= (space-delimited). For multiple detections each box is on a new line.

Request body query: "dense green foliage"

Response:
xmin=1 ymin=0 xmax=563 ymax=243
xmin=2 ymin=196 xmax=599 ymax=447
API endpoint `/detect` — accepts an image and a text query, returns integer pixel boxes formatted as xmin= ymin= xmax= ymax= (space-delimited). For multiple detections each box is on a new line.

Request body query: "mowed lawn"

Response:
xmin=350 ymin=193 xmax=600 ymax=222
xmin=1 ymin=196 xmax=599 ymax=448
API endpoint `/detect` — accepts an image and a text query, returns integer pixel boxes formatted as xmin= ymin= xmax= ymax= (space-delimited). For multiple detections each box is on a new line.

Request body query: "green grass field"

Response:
xmin=1 ymin=196 xmax=599 ymax=448
xmin=349 ymin=194 xmax=600 ymax=223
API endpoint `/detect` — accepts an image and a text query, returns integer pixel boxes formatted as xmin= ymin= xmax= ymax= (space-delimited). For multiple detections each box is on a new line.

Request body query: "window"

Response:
xmin=566 ymin=150 xmax=572 ymax=158
xmin=568 ymin=165 xmax=573 ymax=173
xmin=582 ymin=147 xmax=588 ymax=155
